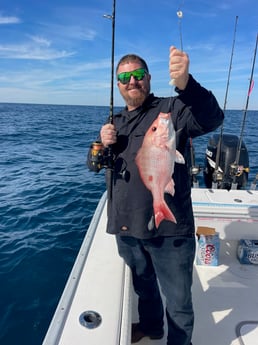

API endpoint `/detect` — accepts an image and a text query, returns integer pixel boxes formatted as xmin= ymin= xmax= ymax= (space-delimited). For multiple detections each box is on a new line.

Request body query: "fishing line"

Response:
xmin=168 ymin=2 xmax=185 ymax=114
xmin=169 ymin=4 xmax=184 ymax=87
xmin=177 ymin=8 xmax=184 ymax=52
xmin=177 ymin=0 xmax=185 ymax=52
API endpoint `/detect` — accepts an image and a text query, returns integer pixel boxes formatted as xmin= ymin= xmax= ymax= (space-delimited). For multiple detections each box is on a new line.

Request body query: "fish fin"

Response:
xmin=175 ymin=150 xmax=185 ymax=164
xmin=154 ymin=201 xmax=177 ymax=228
xmin=165 ymin=179 xmax=175 ymax=196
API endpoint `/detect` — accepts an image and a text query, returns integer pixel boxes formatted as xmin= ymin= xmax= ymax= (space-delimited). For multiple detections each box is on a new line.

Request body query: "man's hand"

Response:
xmin=169 ymin=46 xmax=189 ymax=90
xmin=100 ymin=123 xmax=117 ymax=147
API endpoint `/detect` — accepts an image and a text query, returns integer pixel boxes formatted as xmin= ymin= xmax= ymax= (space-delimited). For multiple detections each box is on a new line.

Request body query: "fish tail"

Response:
xmin=154 ymin=201 xmax=177 ymax=228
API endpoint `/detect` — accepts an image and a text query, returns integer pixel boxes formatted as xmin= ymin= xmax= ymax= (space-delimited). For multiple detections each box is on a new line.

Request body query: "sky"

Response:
xmin=0 ymin=0 xmax=257 ymax=109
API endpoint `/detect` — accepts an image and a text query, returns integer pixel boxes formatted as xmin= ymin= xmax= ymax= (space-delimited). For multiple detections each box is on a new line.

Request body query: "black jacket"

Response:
xmin=88 ymin=75 xmax=224 ymax=239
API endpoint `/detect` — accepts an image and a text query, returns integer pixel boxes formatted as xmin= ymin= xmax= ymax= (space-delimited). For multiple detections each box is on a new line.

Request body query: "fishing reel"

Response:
xmin=89 ymin=141 xmax=130 ymax=181
xmin=229 ymin=162 xmax=250 ymax=190
xmin=212 ymin=169 xmax=223 ymax=182
xmin=229 ymin=162 xmax=250 ymax=178
xmin=89 ymin=141 xmax=111 ymax=173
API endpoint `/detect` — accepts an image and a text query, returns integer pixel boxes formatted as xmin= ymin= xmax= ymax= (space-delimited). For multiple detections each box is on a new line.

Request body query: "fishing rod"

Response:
xmin=212 ymin=15 xmax=238 ymax=188
xmin=170 ymin=3 xmax=201 ymax=186
xmin=88 ymin=1 xmax=116 ymax=200
xmin=176 ymin=4 xmax=201 ymax=186
xmin=103 ymin=0 xmax=116 ymax=201
xmin=231 ymin=33 xmax=258 ymax=189
xmin=189 ymin=137 xmax=200 ymax=187
xmin=103 ymin=0 xmax=116 ymax=126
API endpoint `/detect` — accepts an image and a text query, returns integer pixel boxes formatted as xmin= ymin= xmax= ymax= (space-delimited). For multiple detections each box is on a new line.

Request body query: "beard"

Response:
xmin=121 ymin=84 xmax=150 ymax=109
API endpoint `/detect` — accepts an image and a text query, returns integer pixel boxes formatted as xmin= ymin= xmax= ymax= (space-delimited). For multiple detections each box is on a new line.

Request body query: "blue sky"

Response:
xmin=0 ymin=0 xmax=257 ymax=109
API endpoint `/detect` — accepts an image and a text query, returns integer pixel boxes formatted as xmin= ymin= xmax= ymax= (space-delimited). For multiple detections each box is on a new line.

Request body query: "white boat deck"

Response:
xmin=43 ymin=189 xmax=258 ymax=345
xmin=133 ymin=239 xmax=258 ymax=345
xmin=194 ymin=189 xmax=258 ymax=345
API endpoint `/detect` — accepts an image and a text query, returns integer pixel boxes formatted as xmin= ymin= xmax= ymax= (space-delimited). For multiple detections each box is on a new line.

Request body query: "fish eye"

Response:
xmin=152 ymin=127 xmax=157 ymax=131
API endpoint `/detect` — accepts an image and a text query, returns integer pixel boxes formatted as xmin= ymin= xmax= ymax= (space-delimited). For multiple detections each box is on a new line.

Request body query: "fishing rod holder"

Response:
xmin=229 ymin=162 xmax=238 ymax=177
xmin=212 ymin=170 xmax=223 ymax=182
xmin=189 ymin=165 xmax=201 ymax=188
xmin=79 ymin=310 xmax=102 ymax=329
xmin=250 ymin=173 xmax=258 ymax=190
xmin=190 ymin=165 xmax=201 ymax=177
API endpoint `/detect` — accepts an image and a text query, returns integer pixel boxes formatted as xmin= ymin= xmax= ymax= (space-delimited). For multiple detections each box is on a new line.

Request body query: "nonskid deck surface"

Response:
xmin=132 ymin=240 xmax=258 ymax=345
xmin=132 ymin=189 xmax=258 ymax=345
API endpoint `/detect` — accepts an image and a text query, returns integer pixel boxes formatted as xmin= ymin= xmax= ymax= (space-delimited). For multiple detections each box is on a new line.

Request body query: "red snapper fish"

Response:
xmin=135 ymin=112 xmax=185 ymax=228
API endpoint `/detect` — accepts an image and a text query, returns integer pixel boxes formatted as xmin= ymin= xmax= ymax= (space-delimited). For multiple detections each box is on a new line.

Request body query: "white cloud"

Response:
xmin=45 ymin=23 xmax=97 ymax=41
xmin=0 ymin=43 xmax=75 ymax=60
xmin=72 ymin=28 xmax=96 ymax=41
xmin=0 ymin=57 xmax=111 ymax=89
xmin=28 ymin=35 xmax=52 ymax=47
xmin=0 ymin=14 xmax=21 ymax=24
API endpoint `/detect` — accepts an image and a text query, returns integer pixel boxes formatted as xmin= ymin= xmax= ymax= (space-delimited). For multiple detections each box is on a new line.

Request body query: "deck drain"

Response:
xmin=79 ymin=310 xmax=102 ymax=329
xmin=234 ymin=198 xmax=242 ymax=203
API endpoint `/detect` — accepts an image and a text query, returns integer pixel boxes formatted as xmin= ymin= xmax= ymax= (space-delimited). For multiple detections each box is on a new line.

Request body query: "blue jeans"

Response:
xmin=116 ymin=235 xmax=195 ymax=345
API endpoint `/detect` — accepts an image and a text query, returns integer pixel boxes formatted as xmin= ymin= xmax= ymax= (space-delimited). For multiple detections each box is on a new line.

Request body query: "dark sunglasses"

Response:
xmin=117 ymin=68 xmax=148 ymax=84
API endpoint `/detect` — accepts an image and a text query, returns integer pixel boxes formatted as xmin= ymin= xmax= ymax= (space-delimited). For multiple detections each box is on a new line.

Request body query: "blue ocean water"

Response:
xmin=0 ymin=103 xmax=257 ymax=345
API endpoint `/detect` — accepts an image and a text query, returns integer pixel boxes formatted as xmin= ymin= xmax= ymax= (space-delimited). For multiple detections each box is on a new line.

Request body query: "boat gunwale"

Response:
xmin=43 ymin=192 xmax=107 ymax=345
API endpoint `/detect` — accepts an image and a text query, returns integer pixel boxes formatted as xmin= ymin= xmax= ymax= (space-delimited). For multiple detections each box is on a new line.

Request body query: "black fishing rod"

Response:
xmin=189 ymin=137 xmax=200 ymax=187
xmin=103 ymin=0 xmax=116 ymax=201
xmin=212 ymin=16 xmax=238 ymax=187
xmin=231 ymin=33 xmax=258 ymax=188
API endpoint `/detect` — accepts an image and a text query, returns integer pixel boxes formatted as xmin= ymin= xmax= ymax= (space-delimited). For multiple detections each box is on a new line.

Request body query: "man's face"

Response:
xmin=117 ymin=61 xmax=151 ymax=111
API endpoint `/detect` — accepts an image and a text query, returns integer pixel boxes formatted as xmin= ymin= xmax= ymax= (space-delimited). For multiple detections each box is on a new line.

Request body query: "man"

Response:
xmin=88 ymin=46 xmax=224 ymax=345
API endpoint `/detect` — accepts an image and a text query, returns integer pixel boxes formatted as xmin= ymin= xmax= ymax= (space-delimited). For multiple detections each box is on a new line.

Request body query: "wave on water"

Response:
xmin=0 ymin=103 xmax=107 ymax=344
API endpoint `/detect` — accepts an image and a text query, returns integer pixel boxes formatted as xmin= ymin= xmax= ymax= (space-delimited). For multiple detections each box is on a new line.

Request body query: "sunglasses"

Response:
xmin=117 ymin=68 xmax=148 ymax=84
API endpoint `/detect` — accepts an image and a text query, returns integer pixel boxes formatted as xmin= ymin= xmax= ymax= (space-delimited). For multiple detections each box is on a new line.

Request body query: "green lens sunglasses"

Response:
xmin=117 ymin=68 xmax=147 ymax=84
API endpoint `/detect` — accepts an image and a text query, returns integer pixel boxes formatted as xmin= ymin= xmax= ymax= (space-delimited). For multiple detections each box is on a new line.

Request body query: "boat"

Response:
xmin=42 ymin=186 xmax=258 ymax=345
xmin=43 ymin=7 xmax=258 ymax=344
